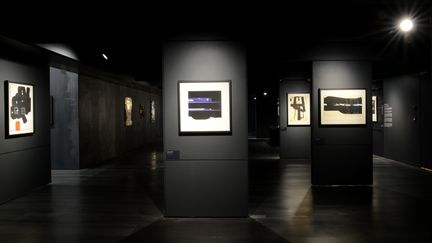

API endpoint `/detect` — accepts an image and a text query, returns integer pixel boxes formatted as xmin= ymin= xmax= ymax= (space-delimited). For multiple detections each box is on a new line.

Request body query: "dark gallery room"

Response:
xmin=1 ymin=0 xmax=432 ymax=242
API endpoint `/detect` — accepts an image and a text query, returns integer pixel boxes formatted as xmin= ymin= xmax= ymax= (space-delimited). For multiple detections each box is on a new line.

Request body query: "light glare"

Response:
xmin=102 ymin=53 xmax=108 ymax=60
xmin=399 ymin=19 xmax=414 ymax=32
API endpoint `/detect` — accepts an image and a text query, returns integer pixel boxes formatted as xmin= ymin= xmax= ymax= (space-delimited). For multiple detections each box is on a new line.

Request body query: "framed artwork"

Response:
xmin=151 ymin=100 xmax=156 ymax=122
xmin=287 ymin=93 xmax=310 ymax=126
xmin=139 ymin=104 xmax=145 ymax=118
xmin=125 ymin=97 xmax=133 ymax=126
xmin=4 ymin=81 xmax=34 ymax=138
xmin=178 ymin=80 xmax=232 ymax=135
xmin=319 ymin=89 xmax=366 ymax=125
xmin=372 ymin=95 xmax=377 ymax=122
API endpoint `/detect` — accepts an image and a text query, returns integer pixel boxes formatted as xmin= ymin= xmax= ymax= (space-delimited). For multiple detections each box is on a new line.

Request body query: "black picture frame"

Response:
xmin=178 ymin=80 xmax=232 ymax=136
xmin=4 ymin=80 xmax=35 ymax=138
xmin=319 ymin=88 xmax=367 ymax=126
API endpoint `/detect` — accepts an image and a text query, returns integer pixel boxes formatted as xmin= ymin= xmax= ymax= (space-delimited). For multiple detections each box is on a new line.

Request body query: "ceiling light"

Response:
xmin=263 ymin=92 xmax=268 ymax=96
xmin=102 ymin=53 xmax=108 ymax=60
xmin=399 ymin=18 xmax=414 ymax=32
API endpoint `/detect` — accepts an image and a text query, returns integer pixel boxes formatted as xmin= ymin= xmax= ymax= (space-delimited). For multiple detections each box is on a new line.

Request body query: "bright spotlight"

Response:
xmin=102 ymin=53 xmax=108 ymax=60
xmin=399 ymin=18 xmax=414 ymax=32
xmin=263 ymin=92 xmax=268 ymax=96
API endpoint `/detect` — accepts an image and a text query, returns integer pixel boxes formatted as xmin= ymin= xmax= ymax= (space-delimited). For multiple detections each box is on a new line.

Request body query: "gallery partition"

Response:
xmin=163 ymin=40 xmax=248 ymax=217
xmin=311 ymin=61 xmax=372 ymax=185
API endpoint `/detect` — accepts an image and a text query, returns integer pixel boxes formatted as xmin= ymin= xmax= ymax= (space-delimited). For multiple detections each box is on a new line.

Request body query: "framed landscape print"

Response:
xmin=372 ymin=95 xmax=377 ymax=122
xmin=319 ymin=89 xmax=366 ymax=125
xmin=178 ymin=80 xmax=232 ymax=135
xmin=287 ymin=93 xmax=310 ymax=126
xmin=125 ymin=97 xmax=133 ymax=126
xmin=4 ymin=81 xmax=34 ymax=138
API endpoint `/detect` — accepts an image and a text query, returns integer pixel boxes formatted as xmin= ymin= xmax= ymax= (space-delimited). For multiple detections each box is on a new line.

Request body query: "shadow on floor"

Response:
xmin=120 ymin=218 xmax=290 ymax=243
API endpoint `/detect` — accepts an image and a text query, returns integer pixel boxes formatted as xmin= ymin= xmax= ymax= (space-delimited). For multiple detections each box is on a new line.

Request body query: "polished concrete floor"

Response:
xmin=1 ymin=141 xmax=432 ymax=242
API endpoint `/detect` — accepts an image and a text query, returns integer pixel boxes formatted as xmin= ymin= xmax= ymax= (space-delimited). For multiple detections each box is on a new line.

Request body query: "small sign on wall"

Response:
xmin=4 ymin=80 xmax=35 ymax=138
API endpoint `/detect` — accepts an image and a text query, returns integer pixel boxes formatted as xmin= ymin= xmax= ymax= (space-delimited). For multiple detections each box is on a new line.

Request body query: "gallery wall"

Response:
xmin=163 ymin=40 xmax=248 ymax=217
xmin=50 ymin=67 xmax=80 ymax=169
xmin=372 ymin=80 xmax=384 ymax=156
xmin=79 ymin=72 xmax=162 ymax=168
xmin=383 ymin=74 xmax=420 ymax=166
xmin=312 ymin=61 xmax=372 ymax=185
xmin=279 ymin=79 xmax=311 ymax=159
xmin=0 ymin=44 xmax=51 ymax=203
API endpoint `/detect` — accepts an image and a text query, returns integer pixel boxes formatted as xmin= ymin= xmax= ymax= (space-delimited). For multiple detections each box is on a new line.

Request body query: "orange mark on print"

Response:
xmin=15 ymin=121 xmax=20 ymax=131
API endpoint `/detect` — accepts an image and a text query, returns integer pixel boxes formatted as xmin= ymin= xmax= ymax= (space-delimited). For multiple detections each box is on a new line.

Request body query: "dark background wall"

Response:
xmin=312 ymin=61 xmax=372 ymax=185
xmin=372 ymin=80 xmax=384 ymax=156
xmin=50 ymin=67 xmax=80 ymax=169
xmin=255 ymin=93 xmax=278 ymax=138
xmin=79 ymin=72 xmax=162 ymax=168
xmin=0 ymin=54 xmax=51 ymax=203
xmin=383 ymin=74 xmax=420 ymax=166
xmin=163 ymin=40 xmax=248 ymax=217
xmin=279 ymin=79 xmax=311 ymax=159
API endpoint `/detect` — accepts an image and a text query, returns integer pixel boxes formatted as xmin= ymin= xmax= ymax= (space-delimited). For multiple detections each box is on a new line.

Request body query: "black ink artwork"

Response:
xmin=290 ymin=96 xmax=306 ymax=120
xmin=324 ymin=96 xmax=362 ymax=114
xmin=188 ymin=91 xmax=221 ymax=120
xmin=10 ymin=86 xmax=31 ymax=123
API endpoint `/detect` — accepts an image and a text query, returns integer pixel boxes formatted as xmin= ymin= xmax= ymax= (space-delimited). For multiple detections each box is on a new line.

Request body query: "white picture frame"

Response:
xmin=178 ymin=81 xmax=232 ymax=135
xmin=287 ymin=93 xmax=310 ymax=126
xmin=372 ymin=95 xmax=377 ymax=123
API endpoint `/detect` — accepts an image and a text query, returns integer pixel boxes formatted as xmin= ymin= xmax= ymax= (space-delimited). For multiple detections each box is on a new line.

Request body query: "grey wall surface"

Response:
xmin=383 ymin=75 xmax=420 ymax=166
xmin=279 ymin=80 xmax=311 ymax=159
xmin=50 ymin=67 xmax=80 ymax=169
xmin=79 ymin=75 xmax=162 ymax=168
xmin=312 ymin=61 xmax=372 ymax=185
xmin=163 ymin=41 xmax=248 ymax=217
xmin=0 ymin=58 xmax=51 ymax=204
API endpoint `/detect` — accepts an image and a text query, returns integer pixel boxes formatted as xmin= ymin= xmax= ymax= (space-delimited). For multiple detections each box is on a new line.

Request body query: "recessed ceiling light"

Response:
xmin=399 ymin=18 xmax=414 ymax=32
xmin=263 ymin=92 xmax=268 ymax=96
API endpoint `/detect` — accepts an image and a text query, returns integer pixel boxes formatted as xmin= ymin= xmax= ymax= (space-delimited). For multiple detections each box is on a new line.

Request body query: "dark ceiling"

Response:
xmin=1 ymin=1 xmax=431 ymax=92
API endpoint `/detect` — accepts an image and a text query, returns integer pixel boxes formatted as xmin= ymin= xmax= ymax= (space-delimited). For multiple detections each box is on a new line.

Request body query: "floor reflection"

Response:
xmin=1 ymin=141 xmax=432 ymax=242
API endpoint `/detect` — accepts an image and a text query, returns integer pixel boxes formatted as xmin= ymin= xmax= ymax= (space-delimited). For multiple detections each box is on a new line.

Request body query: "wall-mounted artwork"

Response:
xmin=4 ymin=81 xmax=34 ymax=138
xmin=372 ymin=95 xmax=377 ymax=122
xmin=151 ymin=100 xmax=156 ymax=122
xmin=178 ymin=81 xmax=232 ymax=135
xmin=125 ymin=97 xmax=133 ymax=126
xmin=139 ymin=104 xmax=145 ymax=119
xmin=319 ymin=89 xmax=366 ymax=125
xmin=287 ymin=93 xmax=310 ymax=126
